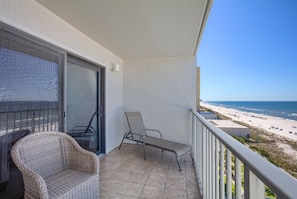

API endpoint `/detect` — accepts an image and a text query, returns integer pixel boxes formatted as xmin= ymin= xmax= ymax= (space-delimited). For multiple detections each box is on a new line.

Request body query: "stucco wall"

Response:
xmin=123 ymin=57 xmax=196 ymax=144
xmin=0 ymin=0 xmax=124 ymax=153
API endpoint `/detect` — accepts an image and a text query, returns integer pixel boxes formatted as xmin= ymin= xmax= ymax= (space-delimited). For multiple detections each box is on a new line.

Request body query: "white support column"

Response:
xmin=226 ymin=150 xmax=232 ymax=199
xmin=235 ymin=158 xmax=242 ymax=199
xmin=198 ymin=121 xmax=203 ymax=184
xmin=249 ymin=171 xmax=265 ymax=199
xmin=206 ymin=129 xmax=210 ymax=199
xmin=244 ymin=165 xmax=250 ymax=199
xmin=197 ymin=119 xmax=203 ymax=196
xmin=192 ymin=114 xmax=196 ymax=163
xmin=215 ymin=138 xmax=219 ymax=199
xmin=220 ymin=144 xmax=225 ymax=199
xmin=209 ymin=133 xmax=216 ymax=198
xmin=202 ymin=126 xmax=207 ymax=198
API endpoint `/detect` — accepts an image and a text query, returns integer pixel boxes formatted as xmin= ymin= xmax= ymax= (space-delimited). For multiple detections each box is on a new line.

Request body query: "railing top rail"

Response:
xmin=0 ymin=108 xmax=58 ymax=114
xmin=191 ymin=109 xmax=297 ymax=198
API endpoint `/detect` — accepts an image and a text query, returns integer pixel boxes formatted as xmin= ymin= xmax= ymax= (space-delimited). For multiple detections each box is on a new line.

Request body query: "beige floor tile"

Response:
xmin=186 ymin=170 xmax=197 ymax=180
xmin=151 ymin=166 xmax=169 ymax=174
xmin=101 ymin=179 xmax=124 ymax=193
xmin=169 ymin=161 xmax=181 ymax=169
xmin=116 ymin=194 xmax=139 ymax=199
xmin=187 ymin=189 xmax=201 ymax=199
xmin=127 ymin=171 xmax=149 ymax=184
xmin=186 ymin=178 xmax=199 ymax=192
xmin=153 ymin=162 xmax=169 ymax=170
xmin=166 ymin=177 xmax=186 ymax=190
xmin=145 ymin=173 xmax=167 ymax=187
xmin=118 ymin=182 xmax=144 ymax=197
xmin=185 ymin=161 xmax=195 ymax=170
xmin=99 ymin=177 xmax=107 ymax=186
xmin=118 ymin=161 xmax=137 ymax=171
xmin=168 ymin=169 xmax=186 ymax=179
xmin=100 ymin=168 xmax=117 ymax=179
xmin=133 ymin=164 xmax=152 ymax=174
xmin=100 ymin=190 xmax=117 ymax=199
xmin=118 ymin=165 xmax=137 ymax=172
xmin=110 ymin=170 xmax=131 ymax=181
xmin=101 ymin=157 xmax=122 ymax=169
xmin=149 ymin=169 xmax=168 ymax=178
xmin=164 ymin=188 xmax=187 ymax=199
xmin=140 ymin=185 xmax=165 ymax=199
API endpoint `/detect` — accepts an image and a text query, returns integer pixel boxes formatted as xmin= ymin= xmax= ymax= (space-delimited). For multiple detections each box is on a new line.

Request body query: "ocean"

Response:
xmin=206 ymin=101 xmax=297 ymax=121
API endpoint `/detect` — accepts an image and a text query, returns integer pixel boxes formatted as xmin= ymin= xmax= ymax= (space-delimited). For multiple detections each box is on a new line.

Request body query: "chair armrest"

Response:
xmin=22 ymin=171 xmax=49 ymax=199
xmin=128 ymin=132 xmax=145 ymax=142
xmin=66 ymin=140 xmax=100 ymax=174
xmin=145 ymin=129 xmax=162 ymax=139
xmin=11 ymin=147 xmax=49 ymax=198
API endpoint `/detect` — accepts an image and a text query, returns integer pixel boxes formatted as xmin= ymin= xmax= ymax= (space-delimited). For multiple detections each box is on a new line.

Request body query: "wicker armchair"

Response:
xmin=11 ymin=131 xmax=100 ymax=199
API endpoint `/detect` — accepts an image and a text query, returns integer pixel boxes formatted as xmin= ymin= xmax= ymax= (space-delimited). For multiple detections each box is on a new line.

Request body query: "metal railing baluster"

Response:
xmin=0 ymin=107 xmax=58 ymax=134
xmin=220 ymin=143 xmax=225 ymax=199
xmin=235 ymin=157 xmax=242 ymax=199
xmin=226 ymin=149 xmax=232 ymax=199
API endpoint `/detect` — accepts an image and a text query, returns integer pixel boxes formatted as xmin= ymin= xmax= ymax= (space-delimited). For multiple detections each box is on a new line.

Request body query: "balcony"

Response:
xmin=101 ymin=110 xmax=297 ymax=199
xmin=100 ymin=143 xmax=198 ymax=198
xmin=2 ymin=109 xmax=297 ymax=199
xmin=1 ymin=0 xmax=297 ymax=198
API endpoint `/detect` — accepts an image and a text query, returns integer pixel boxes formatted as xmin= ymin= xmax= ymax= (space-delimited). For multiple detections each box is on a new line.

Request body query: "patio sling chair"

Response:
xmin=67 ymin=111 xmax=97 ymax=137
xmin=11 ymin=131 xmax=100 ymax=199
xmin=119 ymin=112 xmax=191 ymax=171
xmin=67 ymin=112 xmax=97 ymax=152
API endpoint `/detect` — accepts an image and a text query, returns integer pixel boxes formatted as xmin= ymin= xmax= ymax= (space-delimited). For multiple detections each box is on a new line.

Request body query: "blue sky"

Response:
xmin=197 ymin=1 xmax=297 ymax=101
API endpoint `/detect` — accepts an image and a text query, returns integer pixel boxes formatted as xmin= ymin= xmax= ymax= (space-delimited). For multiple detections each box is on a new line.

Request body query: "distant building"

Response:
xmin=209 ymin=120 xmax=250 ymax=138
xmin=200 ymin=111 xmax=218 ymax=119
xmin=196 ymin=67 xmax=200 ymax=111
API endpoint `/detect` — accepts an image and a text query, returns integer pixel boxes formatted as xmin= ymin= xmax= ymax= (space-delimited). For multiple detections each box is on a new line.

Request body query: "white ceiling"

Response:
xmin=35 ymin=0 xmax=211 ymax=59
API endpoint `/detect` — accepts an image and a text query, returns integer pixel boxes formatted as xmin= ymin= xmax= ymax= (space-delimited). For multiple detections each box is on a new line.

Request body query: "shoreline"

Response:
xmin=200 ymin=102 xmax=297 ymax=142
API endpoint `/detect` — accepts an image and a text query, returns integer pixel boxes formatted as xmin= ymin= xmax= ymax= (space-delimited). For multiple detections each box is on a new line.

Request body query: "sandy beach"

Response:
xmin=201 ymin=102 xmax=297 ymax=142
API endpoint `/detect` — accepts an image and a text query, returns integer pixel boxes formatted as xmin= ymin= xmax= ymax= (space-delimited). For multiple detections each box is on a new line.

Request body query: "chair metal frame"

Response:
xmin=119 ymin=112 xmax=192 ymax=171
xmin=67 ymin=111 xmax=97 ymax=137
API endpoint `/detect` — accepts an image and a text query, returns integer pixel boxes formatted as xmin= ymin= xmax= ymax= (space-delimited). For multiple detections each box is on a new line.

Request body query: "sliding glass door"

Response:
xmin=0 ymin=22 xmax=105 ymax=154
xmin=66 ymin=56 xmax=105 ymax=154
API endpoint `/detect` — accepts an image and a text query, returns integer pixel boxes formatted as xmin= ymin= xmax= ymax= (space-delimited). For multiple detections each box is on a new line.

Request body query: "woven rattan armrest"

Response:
xmin=66 ymin=140 xmax=99 ymax=173
xmin=11 ymin=154 xmax=49 ymax=198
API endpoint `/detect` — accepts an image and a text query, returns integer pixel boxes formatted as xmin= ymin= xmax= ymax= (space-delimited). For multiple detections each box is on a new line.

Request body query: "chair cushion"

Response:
xmin=45 ymin=169 xmax=99 ymax=199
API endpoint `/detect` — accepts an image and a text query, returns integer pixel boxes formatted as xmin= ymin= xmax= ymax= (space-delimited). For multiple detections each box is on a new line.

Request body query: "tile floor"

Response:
xmin=99 ymin=143 xmax=201 ymax=199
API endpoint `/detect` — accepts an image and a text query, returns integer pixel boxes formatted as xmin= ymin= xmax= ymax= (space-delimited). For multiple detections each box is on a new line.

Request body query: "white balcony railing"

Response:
xmin=191 ymin=109 xmax=297 ymax=199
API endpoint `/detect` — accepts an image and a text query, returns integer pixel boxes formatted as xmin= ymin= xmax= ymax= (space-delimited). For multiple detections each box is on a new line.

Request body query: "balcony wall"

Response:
xmin=123 ymin=57 xmax=196 ymax=144
xmin=0 ymin=0 xmax=124 ymax=153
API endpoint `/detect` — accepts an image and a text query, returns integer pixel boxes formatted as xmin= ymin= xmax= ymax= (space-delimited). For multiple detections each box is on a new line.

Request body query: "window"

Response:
xmin=0 ymin=23 xmax=64 ymax=134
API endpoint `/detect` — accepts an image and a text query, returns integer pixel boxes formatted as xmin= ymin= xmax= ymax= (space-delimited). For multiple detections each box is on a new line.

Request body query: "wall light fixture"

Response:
xmin=111 ymin=63 xmax=120 ymax=72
